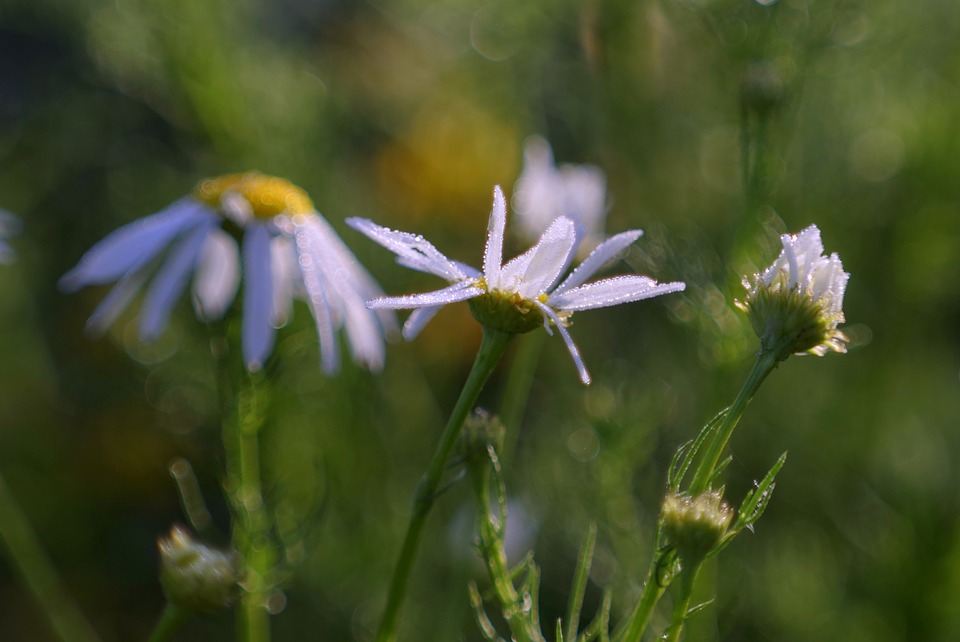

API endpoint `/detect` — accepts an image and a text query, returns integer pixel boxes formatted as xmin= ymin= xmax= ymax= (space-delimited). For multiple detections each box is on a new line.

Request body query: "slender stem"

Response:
xmin=662 ymin=562 xmax=701 ymax=642
xmin=473 ymin=449 xmax=542 ymax=642
xmin=0 ymin=472 xmax=101 ymax=642
xmin=224 ymin=372 xmax=274 ymax=642
xmin=688 ymin=349 xmax=779 ymax=495
xmin=147 ymin=603 xmax=189 ymax=642
xmin=376 ymin=328 xmax=513 ymax=642
xmin=615 ymin=550 xmax=668 ymax=642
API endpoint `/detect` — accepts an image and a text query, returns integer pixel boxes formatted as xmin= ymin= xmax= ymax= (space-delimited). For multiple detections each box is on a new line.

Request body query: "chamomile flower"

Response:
xmin=347 ymin=186 xmax=684 ymax=385
xmin=737 ymin=224 xmax=849 ymax=359
xmin=60 ymin=172 xmax=395 ymax=373
xmin=513 ymin=136 xmax=607 ymax=255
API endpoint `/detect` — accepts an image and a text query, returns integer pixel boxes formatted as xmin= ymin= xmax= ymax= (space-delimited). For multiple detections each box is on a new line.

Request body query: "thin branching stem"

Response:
xmin=376 ymin=327 xmax=513 ymax=642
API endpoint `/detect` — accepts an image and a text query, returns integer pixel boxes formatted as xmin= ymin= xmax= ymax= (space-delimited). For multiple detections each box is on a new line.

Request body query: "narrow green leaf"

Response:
xmin=565 ymin=524 xmax=597 ymax=642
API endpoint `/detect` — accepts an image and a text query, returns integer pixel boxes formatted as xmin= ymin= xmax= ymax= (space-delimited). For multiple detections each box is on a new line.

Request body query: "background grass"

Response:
xmin=1 ymin=0 xmax=959 ymax=640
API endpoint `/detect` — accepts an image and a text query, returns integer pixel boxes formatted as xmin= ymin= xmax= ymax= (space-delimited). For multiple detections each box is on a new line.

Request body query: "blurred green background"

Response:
xmin=1 ymin=0 xmax=959 ymax=640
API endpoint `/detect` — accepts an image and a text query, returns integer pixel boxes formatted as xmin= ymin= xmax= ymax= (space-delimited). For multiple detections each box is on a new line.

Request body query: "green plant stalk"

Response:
xmin=661 ymin=561 xmax=702 ymax=642
xmin=225 ymin=372 xmax=275 ymax=642
xmin=473 ymin=452 xmax=543 ymax=642
xmin=146 ymin=603 xmax=189 ymax=642
xmin=688 ymin=349 xmax=779 ymax=495
xmin=615 ymin=546 xmax=668 ymax=642
xmin=0 ymin=472 xmax=101 ymax=642
xmin=376 ymin=327 xmax=513 ymax=642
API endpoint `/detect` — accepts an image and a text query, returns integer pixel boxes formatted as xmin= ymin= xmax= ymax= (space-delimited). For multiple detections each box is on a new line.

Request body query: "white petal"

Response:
xmin=483 ymin=186 xmax=507 ymax=289
xmin=346 ymin=216 xmax=468 ymax=282
xmin=296 ymin=213 xmax=394 ymax=370
xmin=560 ymin=163 xmax=607 ymax=245
xmin=513 ymin=137 xmax=564 ymax=241
xmin=192 ymin=229 xmax=240 ymax=321
xmin=60 ymin=200 xmax=213 ymax=291
xmin=241 ymin=223 xmax=276 ymax=371
xmin=269 ymin=237 xmax=297 ymax=328
xmin=402 ymin=306 xmax=442 ymax=340
xmin=552 ymin=229 xmax=644 ymax=295
xmin=499 ymin=216 xmax=577 ymax=297
xmin=367 ymin=281 xmax=483 ymax=310
xmin=85 ymin=268 xmax=151 ymax=335
xmin=549 ymin=276 xmax=686 ymax=312
xmin=140 ymin=219 xmax=215 ymax=339
xmin=293 ymin=222 xmax=340 ymax=374
xmin=533 ymin=300 xmax=591 ymax=385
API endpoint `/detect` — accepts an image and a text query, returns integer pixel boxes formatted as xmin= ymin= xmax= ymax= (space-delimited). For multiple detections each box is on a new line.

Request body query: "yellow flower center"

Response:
xmin=193 ymin=172 xmax=314 ymax=220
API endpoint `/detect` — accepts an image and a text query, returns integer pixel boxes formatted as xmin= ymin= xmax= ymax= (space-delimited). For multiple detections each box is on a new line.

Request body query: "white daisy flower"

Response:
xmin=737 ymin=224 xmax=849 ymax=358
xmin=60 ymin=172 xmax=395 ymax=373
xmin=347 ymin=186 xmax=685 ymax=385
xmin=513 ymin=136 xmax=608 ymax=255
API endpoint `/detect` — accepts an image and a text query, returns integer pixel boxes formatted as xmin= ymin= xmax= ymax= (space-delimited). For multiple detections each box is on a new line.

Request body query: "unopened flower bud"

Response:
xmin=158 ymin=526 xmax=237 ymax=611
xmin=737 ymin=225 xmax=849 ymax=361
xmin=662 ymin=491 xmax=733 ymax=561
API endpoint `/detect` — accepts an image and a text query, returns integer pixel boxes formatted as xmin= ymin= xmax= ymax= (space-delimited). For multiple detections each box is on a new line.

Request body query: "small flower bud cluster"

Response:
xmin=737 ymin=225 xmax=849 ymax=361
xmin=158 ymin=526 xmax=237 ymax=612
xmin=662 ymin=491 xmax=733 ymax=561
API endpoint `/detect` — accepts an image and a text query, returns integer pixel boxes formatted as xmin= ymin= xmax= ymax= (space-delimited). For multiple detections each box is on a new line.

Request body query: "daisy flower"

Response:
xmin=347 ymin=186 xmax=685 ymax=385
xmin=737 ymin=224 xmax=849 ymax=359
xmin=512 ymin=136 xmax=607 ymax=255
xmin=60 ymin=172 xmax=395 ymax=372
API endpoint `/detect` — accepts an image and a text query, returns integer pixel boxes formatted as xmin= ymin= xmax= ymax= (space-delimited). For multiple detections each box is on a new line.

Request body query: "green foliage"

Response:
xmin=1 ymin=0 xmax=959 ymax=640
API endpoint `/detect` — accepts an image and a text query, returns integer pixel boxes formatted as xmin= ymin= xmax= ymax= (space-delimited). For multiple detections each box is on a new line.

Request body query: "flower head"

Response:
xmin=513 ymin=136 xmax=607 ymax=255
xmin=662 ymin=491 xmax=733 ymax=561
xmin=347 ymin=186 xmax=685 ymax=385
xmin=737 ymin=224 xmax=849 ymax=359
xmin=158 ymin=525 xmax=237 ymax=611
xmin=60 ymin=172 xmax=395 ymax=372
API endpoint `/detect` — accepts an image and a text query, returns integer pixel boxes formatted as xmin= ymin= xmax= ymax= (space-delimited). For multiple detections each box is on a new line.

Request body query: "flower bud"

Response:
xmin=662 ymin=491 xmax=733 ymax=561
xmin=158 ymin=526 xmax=237 ymax=611
xmin=737 ymin=225 xmax=849 ymax=360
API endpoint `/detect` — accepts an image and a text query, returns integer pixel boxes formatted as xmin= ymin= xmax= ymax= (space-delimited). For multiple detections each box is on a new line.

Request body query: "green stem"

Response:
xmin=615 ymin=548 xmax=668 ymax=642
xmin=688 ymin=349 xmax=779 ymax=495
xmin=375 ymin=328 xmax=513 ymax=642
xmin=0 ymin=472 xmax=101 ymax=642
xmin=473 ymin=450 xmax=543 ymax=642
xmin=146 ymin=603 xmax=190 ymax=642
xmin=224 ymin=372 xmax=274 ymax=642
xmin=662 ymin=562 xmax=701 ymax=642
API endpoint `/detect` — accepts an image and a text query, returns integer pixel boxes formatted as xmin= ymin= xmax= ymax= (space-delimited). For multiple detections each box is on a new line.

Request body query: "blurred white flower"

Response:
xmin=0 ymin=210 xmax=19 ymax=263
xmin=61 ymin=172 xmax=395 ymax=372
xmin=513 ymin=136 xmax=607 ymax=255
xmin=348 ymin=186 xmax=684 ymax=385
xmin=738 ymin=224 xmax=849 ymax=358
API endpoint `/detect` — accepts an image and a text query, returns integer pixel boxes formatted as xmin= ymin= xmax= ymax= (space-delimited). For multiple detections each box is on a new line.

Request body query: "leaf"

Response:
xmin=565 ymin=523 xmax=597 ymax=642
xmin=668 ymin=408 xmax=730 ymax=492
xmin=735 ymin=451 xmax=788 ymax=530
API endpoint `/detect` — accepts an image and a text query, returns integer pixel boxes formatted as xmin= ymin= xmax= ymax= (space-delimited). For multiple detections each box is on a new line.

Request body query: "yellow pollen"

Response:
xmin=193 ymin=172 xmax=314 ymax=220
